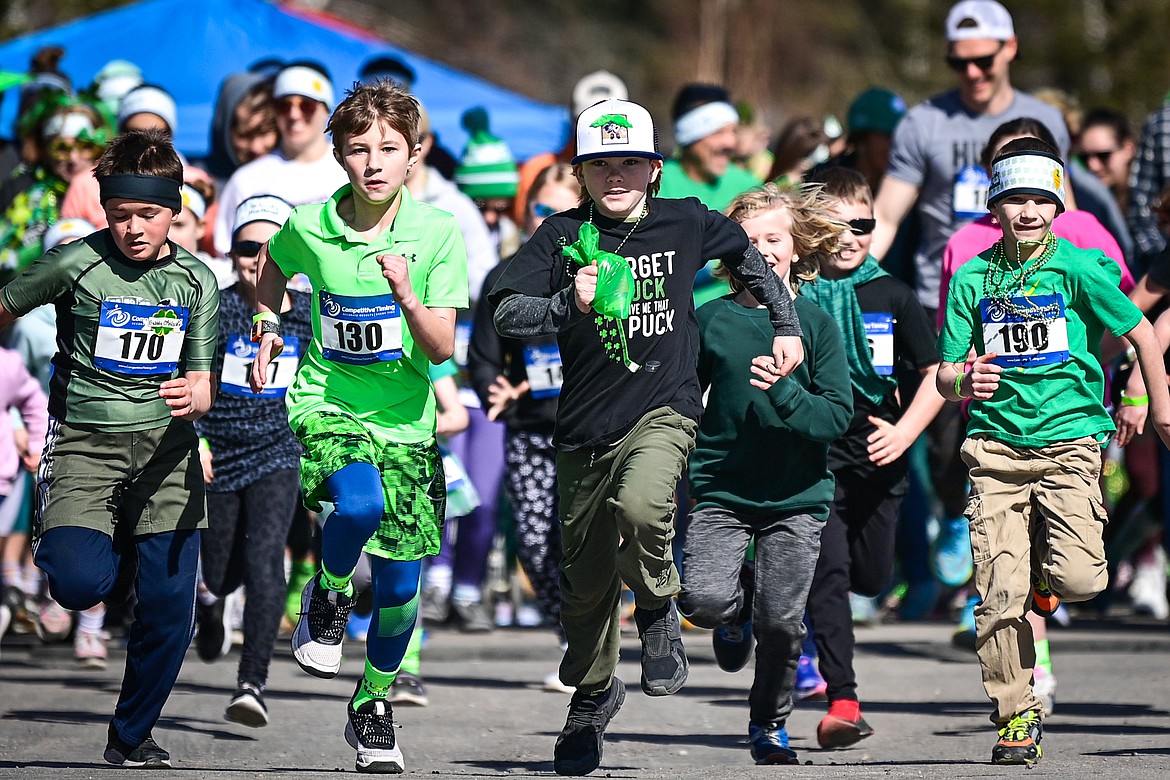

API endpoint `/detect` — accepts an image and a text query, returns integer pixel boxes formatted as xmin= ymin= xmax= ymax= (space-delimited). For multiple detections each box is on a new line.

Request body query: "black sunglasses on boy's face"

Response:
xmin=945 ymin=43 xmax=1004 ymax=73
xmin=847 ymin=218 xmax=876 ymax=236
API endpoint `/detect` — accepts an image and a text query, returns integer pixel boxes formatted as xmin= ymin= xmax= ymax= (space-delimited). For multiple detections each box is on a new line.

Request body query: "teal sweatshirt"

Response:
xmin=689 ymin=294 xmax=853 ymax=519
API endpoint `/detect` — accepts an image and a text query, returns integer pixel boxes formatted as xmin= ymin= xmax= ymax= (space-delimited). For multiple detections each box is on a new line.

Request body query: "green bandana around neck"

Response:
xmin=800 ymin=254 xmax=897 ymax=405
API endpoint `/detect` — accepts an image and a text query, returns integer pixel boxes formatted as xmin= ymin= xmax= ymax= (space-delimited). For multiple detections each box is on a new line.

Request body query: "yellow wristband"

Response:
xmin=955 ymin=372 xmax=968 ymax=399
xmin=1121 ymin=393 xmax=1149 ymax=407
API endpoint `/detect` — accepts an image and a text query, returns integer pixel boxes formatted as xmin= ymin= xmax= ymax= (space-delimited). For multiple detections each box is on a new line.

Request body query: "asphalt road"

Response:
xmin=2 ymin=616 xmax=1169 ymax=778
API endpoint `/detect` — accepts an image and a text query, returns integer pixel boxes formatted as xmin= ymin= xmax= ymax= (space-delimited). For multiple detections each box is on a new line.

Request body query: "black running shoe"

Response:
xmin=633 ymin=600 xmax=688 ymax=695
xmin=553 ymin=678 xmax=626 ymax=776
xmin=195 ymin=598 xmax=231 ymax=662
xmin=992 ymin=709 xmax=1043 ymax=765
xmin=345 ymin=697 xmax=404 ymax=773
xmin=712 ymin=621 xmax=753 ymax=673
xmin=103 ymin=724 xmax=171 ymax=768
xmin=225 ymin=682 xmax=269 ymax=728
xmin=291 ymin=575 xmax=356 ymax=678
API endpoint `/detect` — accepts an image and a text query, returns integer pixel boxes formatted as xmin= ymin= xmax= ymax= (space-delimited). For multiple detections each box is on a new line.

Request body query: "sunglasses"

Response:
xmin=945 ymin=43 xmax=1004 ymax=73
xmin=846 ymin=217 xmax=876 ymax=236
xmin=474 ymin=199 xmax=511 ymax=215
xmin=275 ymin=96 xmax=321 ymax=117
xmin=532 ymin=203 xmax=558 ymax=219
xmin=47 ymin=138 xmax=101 ymax=161
xmin=1080 ymin=149 xmax=1116 ymax=166
xmin=231 ymin=240 xmax=264 ymax=258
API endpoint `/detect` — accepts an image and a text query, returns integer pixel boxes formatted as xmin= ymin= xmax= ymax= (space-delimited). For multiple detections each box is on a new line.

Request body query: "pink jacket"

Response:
xmin=0 ymin=348 xmax=48 ymax=496
xmin=938 ymin=211 xmax=1134 ymax=328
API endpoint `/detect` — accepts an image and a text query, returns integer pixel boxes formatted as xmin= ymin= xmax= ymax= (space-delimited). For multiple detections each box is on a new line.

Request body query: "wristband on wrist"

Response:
xmin=198 ymin=437 xmax=211 ymax=453
xmin=251 ymin=311 xmax=281 ymax=342
xmin=1121 ymin=392 xmax=1149 ymax=407
xmin=954 ymin=371 xmax=968 ymax=400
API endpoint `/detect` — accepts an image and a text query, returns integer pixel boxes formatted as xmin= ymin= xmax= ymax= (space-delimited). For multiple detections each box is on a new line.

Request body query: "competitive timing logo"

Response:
xmin=985 ymin=301 xmax=1008 ymax=322
xmin=108 ymin=306 xmax=131 ymax=327
xmin=231 ymin=335 xmax=253 ymax=358
xmin=321 ymin=292 xmax=342 ymax=317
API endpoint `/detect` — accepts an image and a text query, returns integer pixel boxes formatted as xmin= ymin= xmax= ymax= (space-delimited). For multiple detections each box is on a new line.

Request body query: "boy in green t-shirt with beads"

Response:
xmin=250 ymin=81 xmax=468 ymax=773
xmin=937 ymin=138 xmax=1170 ymax=766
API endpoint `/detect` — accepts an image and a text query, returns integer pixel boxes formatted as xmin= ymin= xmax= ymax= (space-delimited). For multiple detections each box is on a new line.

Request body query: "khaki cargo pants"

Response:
xmin=961 ymin=435 xmax=1108 ymax=724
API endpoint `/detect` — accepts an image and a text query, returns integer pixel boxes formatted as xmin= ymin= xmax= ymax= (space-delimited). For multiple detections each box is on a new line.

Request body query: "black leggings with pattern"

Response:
xmin=504 ymin=430 xmax=562 ymax=628
xmin=201 ymin=468 xmax=301 ymax=686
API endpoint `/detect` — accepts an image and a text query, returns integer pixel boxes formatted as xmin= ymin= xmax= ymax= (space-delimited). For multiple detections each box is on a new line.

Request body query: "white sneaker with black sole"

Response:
xmin=225 ymin=682 xmax=269 ymax=728
xmin=345 ymin=698 xmax=404 ymax=773
xmin=291 ymin=576 xmax=356 ymax=678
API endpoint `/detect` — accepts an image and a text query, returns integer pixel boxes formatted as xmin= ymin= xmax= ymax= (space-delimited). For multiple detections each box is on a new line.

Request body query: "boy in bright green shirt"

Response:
xmin=250 ymin=81 xmax=468 ymax=773
xmin=937 ymin=139 xmax=1170 ymax=766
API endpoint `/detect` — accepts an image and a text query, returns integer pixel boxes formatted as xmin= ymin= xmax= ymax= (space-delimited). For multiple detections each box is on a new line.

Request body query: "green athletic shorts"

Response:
xmin=35 ymin=418 xmax=206 ymax=539
xmin=293 ymin=411 xmax=445 ymax=561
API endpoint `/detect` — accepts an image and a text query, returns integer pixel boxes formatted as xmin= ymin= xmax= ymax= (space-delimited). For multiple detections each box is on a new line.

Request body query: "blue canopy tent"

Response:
xmin=0 ymin=0 xmax=568 ymax=162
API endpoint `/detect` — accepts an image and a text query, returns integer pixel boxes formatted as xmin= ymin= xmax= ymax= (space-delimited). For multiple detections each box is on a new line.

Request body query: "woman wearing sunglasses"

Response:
xmin=0 ymin=96 xmax=108 ymax=284
xmin=192 ymin=194 xmax=312 ymax=728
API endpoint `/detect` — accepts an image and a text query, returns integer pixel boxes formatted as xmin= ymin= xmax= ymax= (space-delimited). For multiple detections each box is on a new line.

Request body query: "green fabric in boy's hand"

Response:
xmin=562 ymin=222 xmax=635 ymax=319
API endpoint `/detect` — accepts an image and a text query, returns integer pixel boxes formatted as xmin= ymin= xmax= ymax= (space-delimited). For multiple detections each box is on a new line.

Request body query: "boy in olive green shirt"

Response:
xmin=250 ymin=80 xmax=468 ymax=774
xmin=0 ymin=129 xmax=219 ymax=769
xmin=938 ymin=139 xmax=1170 ymax=766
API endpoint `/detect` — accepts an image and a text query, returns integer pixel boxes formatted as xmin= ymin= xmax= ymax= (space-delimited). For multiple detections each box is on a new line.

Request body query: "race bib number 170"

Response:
xmin=93 ymin=301 xmax=189 ymax=375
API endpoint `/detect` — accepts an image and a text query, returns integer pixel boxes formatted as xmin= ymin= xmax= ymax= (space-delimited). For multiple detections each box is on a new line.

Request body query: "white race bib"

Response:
xmin=220 ymin=334 xmax=301 ymax=397
xmin=863 ymin=313 xmax=895 ymax=376
xmin=953 ymin=165 xmax=991 ymax=220
xmin=524 ymin=344 xmax=563 ymax=399
xmin=93 ymin=301 xmax=188 ymax=375
xmin=442 ymin=450 xmax=467 ymax=493
xmin=319 ymin=290 xmax=402 ymax=364
xmin=980 ymin=294 xmax=1069 ymax=368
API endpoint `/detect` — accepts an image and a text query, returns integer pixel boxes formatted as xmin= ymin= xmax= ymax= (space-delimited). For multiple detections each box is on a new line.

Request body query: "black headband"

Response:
xmin=98 ymin=174 xmax=183 ymax=211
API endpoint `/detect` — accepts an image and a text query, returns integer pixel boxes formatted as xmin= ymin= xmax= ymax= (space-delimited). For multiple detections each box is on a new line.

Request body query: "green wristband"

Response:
xmin=1121 ymin=393 xmax=1149 ymax=407
xmin=955 ymin=371 xmax=968 ymax=400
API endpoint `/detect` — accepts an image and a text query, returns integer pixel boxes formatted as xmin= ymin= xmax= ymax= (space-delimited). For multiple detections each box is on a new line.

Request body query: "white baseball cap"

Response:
xmin=572 ymin=99 xmax=661 ymax=164
xmin=946 ymin=1 xmax=1014 ymax=42
xmin=233 ymin=195 xmax=294 ymax=237
xmin=44 ymin=218 xmax=96 ymax=251
xmin=274 ymin=65 xmax=334 ymax=108
xmin=118 ymin=85 xmax=178 ymax=132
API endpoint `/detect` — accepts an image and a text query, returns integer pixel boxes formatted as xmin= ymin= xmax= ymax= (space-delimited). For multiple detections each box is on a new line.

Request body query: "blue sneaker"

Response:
xmin=952 ymin=595 xmax=978 ymax=651
xmin=749 ymin=722 xmax=799 ymax=764
xmin=794 ymin=653 xmax=827 ymax=702
xmin=712 ymin=621 xmax=753 ymax=673
xmin=932 ymin=517 xmax=974 ymax=587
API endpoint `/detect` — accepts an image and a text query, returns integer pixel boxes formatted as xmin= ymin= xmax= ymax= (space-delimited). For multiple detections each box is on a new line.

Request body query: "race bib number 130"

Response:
xmin=93 ymin=301 xmax=189 ymax=375
xmin=980 ymin=294 xmax=1069 ymax=368
xmin=319 ymin=290 xmax=402 ymax=364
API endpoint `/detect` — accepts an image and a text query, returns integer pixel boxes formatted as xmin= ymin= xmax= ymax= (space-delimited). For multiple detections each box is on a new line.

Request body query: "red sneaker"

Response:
xmin=1031 ymin=583 xmax=1060 ymax=617
xmin=816 ymin=699 xmax=875 ymax=749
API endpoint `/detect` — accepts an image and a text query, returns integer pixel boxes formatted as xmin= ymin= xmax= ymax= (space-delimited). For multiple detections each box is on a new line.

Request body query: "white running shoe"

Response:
xmin=291 ymin=576 xmax=355 ymax=679
xmin=345 ymin=698 xmax=405 ymax=773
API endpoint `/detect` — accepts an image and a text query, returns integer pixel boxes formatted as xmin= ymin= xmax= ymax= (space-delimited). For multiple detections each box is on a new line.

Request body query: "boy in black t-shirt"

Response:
xmin=489 ymin=99 xmax=803 ymax=776
xmin=800 ymin=167 xmax=945 ymax=749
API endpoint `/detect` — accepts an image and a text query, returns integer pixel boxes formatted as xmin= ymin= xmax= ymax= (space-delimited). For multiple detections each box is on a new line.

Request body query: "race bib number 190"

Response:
xmin=980 ymin=294 xmax=1069 ymax=368
xmin=319 ymin=290 xmax=402 ymax=364
xmin=93 ymin=301 xmax=189 ymax=375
